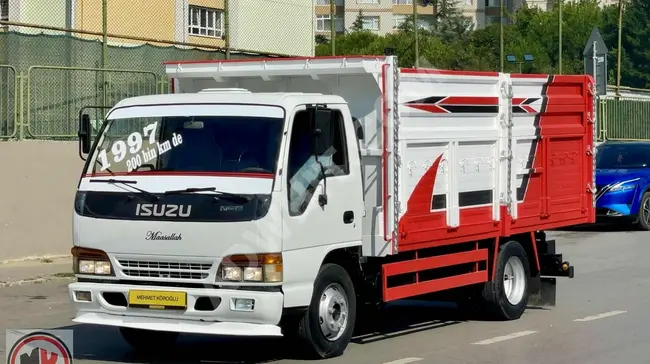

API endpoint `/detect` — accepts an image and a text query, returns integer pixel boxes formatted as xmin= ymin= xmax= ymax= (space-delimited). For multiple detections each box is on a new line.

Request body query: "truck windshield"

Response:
xmin=89 ymin=114 xmax=284 ymax=175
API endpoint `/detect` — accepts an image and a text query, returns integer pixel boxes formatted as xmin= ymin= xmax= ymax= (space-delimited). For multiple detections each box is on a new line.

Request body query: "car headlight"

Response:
xmin=71 ymin=247 xmax=114 ymax=276
xmin=219 ymin=253 xmax=282 ymax=283
xmin=609 ymin=179 xmax=640 ymax=192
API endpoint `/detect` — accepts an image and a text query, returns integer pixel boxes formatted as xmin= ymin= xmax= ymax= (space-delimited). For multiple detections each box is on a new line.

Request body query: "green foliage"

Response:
xmin=351 ymin=11 xmax=365 ymax=32
xmin=320 ymin=0 xmax=650 ymax=87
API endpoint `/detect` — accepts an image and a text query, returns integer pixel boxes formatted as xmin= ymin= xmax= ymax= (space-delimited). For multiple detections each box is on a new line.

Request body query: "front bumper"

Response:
xmin=68 ymin=282 xmax=284 ymax=336
xmin=596 ymin=187 xmax=637 ymax=217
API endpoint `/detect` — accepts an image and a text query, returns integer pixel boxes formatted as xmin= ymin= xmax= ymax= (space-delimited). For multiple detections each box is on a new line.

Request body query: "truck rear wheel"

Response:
xmin=482 ymin=241 xmax=530 ymax=320
xmin=119 ymin=327 xmax=178 ymax=352
xmin=294 ymin=263 xmax=357 ymax=359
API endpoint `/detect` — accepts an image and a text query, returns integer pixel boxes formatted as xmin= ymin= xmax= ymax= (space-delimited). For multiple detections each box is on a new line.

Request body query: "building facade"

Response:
xmin=3 ymin=0 xmax=315 ymax=56
xmin=314 ymin=0 xmax=620 ymax=35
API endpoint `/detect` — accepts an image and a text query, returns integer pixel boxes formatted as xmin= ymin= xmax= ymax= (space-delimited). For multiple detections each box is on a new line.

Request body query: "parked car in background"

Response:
xmin=596 ymin=140 xmax=650 ymax=229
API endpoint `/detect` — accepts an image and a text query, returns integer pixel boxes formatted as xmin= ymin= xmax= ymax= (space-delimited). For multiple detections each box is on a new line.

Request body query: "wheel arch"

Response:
xmin=321 ymin=246 xmax=364 ymax=292
xmin=495 ymin=233 xmax=539 ymax=279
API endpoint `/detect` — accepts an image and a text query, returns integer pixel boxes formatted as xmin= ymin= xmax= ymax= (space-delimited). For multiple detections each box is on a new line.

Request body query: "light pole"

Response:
xmin=558 ymin=0 xmax=562 ymax=74
xmin=330 ymin=0 xmax=336 ymax=56
xmin=413 ymin=0 xmax=420 ymax=68
xmin=500 ymin=0 xmax=504 ymax=72
xmin=616 ymin=0 xmax=623 ymax=96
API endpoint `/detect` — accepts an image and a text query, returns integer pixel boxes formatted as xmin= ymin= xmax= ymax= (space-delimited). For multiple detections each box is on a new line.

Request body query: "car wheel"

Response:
xmin=637 ymin=192 xmax=650 ymax=231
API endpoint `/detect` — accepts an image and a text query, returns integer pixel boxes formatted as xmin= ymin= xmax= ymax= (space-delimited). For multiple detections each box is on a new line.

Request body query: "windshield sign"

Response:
xmin=596 ymin=143 xmax=650 ymax=169
xmin=89 ymin=113 xmax=284 ymax=175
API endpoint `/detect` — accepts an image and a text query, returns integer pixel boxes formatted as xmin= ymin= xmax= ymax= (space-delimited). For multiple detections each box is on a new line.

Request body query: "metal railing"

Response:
xmin=597 ymin=96 xmax=650 ymax=141
xmin=0 ymin=65 xmax=18 ymax=139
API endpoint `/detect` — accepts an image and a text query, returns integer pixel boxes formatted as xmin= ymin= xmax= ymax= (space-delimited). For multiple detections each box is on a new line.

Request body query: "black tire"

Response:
xmin=293 ymin=263 xmax=357 ymax=359
xmin=119 ymin=327 xmax=179 ymax=352
xmin=637 ymin=192 xmax=650 ymax=231
xmin=481 ymin=241 xmax=531 ymax=320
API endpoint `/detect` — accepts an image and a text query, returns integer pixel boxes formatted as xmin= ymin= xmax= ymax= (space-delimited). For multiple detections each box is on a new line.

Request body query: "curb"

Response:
xmin=0 ymin=273 xmax=75 ymax=288
xmin=0 ymin=254 xmax=71 ymax=265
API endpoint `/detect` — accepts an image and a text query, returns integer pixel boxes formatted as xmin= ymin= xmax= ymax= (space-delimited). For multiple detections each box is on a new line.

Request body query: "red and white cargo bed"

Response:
xmin=164 ymin=56 xmax=595 ymax=261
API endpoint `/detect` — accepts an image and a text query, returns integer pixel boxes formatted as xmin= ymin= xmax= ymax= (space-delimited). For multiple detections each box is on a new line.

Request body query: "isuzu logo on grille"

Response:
xmin=135 ymin=204 xmax=192 ymax=217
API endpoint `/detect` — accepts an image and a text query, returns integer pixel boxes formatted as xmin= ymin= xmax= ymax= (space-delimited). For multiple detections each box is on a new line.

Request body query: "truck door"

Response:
xmin=281 ymin=104 xmax=363 ymax=253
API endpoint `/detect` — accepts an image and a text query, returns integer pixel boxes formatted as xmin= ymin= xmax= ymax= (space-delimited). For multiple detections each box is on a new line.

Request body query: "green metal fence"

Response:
xmin=598 ymin=96 xmax=650 ymax=141
xmin=26 ymin=66 xmax=160 ymax=138
xmin=0 ymin=65 xmax=17 ymax=139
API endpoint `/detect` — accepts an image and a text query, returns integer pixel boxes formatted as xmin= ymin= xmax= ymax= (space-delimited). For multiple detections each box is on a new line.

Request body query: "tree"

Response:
xmin=315 ymin=34 xmax=329 ymax=45
xmin=351 ymin=10 xmax=365 ymax=32
xmin=313 ymin=0 xmax=649 ymax=87
xmin=620 ymin=0 xmax=650 ymax=88
xmin=426 ymin=0 xmax=474 ymax=42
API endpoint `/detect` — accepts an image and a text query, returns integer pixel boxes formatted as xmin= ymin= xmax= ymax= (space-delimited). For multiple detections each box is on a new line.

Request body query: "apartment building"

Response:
xmin=5 ymin=0 xmax=314 ymax=56
xmin=315 ymin=0 xmax=620 ymax=35
xmin=315 ymin=0 xmax=470 ymax=34
xmin=3 ymin=0 xmax=68 ymax=34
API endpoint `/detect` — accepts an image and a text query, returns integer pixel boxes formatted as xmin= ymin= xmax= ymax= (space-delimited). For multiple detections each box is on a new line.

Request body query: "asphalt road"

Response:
xmin=1 ymin=224 xmax=649 ymax=364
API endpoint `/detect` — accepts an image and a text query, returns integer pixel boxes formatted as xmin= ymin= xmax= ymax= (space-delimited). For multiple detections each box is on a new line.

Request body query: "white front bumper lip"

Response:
xmin=68 ymin=282 xmax=284 ymax=337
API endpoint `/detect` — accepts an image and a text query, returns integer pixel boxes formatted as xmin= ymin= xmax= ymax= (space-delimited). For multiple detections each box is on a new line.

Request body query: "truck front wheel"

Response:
xmin=482 ymin=241 xmax=530 ymax=320
xmin=294 ymin=263 xmax=357 ymax=359
xmin=119 ymin=327 xmax=178 ymax=352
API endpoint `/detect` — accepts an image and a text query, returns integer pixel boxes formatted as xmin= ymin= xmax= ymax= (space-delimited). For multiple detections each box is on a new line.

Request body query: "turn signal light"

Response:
xmin=219 ymin=253 xmax=283 ymax=283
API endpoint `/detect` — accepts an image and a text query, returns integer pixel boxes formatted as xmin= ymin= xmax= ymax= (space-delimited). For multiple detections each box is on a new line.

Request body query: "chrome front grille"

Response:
xmin=117 ymin=260 xmax=213 ymax=280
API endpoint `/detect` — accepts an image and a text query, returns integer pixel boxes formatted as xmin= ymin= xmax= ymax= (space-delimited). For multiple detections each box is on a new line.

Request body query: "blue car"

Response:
xmin=596 ymin=141 xmax=650 ymax=230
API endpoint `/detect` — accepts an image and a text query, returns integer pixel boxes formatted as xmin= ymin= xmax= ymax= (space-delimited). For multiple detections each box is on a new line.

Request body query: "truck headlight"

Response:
xmin=72 ymin=247 xmax=114 ymax=276
xmin=219 ymin=253 xmax=282 ymax=283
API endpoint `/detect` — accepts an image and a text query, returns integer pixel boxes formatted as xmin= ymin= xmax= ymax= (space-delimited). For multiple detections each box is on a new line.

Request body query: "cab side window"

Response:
xmin=287 ymin=108 xmax=349 ymax=216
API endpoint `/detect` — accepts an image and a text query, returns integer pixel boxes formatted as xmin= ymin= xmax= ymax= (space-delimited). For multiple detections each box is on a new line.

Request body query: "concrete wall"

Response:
xmin=0 ymin=141 xmax=82 ymax=262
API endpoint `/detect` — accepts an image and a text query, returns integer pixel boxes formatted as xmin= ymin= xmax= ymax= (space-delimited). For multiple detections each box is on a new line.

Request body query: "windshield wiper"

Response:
xmin=164 ymin=187 xmax=252 ymax=202
xmin=89 ymin=179 xmax=159 ymax=201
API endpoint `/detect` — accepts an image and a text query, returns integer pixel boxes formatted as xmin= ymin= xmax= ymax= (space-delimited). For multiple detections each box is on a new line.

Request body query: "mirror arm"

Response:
xmin=315 ymin=156 xmax=328 ymax=207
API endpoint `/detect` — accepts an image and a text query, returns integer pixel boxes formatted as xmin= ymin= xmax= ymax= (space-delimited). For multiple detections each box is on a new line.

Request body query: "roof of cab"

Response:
xmin=112 ymin=91 xmax=348 ymax=109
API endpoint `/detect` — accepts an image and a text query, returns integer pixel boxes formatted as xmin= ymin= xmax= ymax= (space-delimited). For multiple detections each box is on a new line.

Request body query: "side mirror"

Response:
xmin=311 ymin=108 xmax=332 ymax=156
xmin=78 ymin=113 xmax=92 ymax=154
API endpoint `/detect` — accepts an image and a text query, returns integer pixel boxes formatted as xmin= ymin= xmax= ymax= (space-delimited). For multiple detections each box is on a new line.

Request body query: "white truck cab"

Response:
xmin=71 ymin=90 xmax=366 ymax=357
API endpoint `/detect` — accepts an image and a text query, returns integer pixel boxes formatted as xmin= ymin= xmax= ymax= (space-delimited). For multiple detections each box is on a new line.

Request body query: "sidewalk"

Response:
xmin=0 ymin=257 xmax=74 ymax=287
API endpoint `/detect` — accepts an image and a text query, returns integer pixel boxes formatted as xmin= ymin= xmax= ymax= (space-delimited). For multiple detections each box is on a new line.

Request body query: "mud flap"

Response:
xmin=528 ymin=276 xmax=556 ymax=307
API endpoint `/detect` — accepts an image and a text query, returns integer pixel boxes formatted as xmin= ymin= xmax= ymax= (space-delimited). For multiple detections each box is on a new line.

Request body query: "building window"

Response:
xmin=357 ymin=0 xmax=380 ymax=4
xmin=188 ymin=6 xmax=224 ymax=38
xmin=315 ymin=0 xmax=343 ymax=5
xmin=361 ymin=16 xmax=380 ymax=31
xmin=316 ymin=15 xmax=344 ymax=32
xmin=393 ymin=14 xmax=407 ymax=29
xmin=486 ymin=0 xmax=500 ymax=6
xmin=0 ymin=0 xmax=8 ymax=21
xmin=486 ymin=16 xmax=500 ymax=24
xmin=392 ymin=0 xmax=413 ymax=4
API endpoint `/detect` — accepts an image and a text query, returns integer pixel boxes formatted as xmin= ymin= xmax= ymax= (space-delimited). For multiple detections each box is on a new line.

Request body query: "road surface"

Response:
xmin=0 ymin=225 xmax=648 ymax=364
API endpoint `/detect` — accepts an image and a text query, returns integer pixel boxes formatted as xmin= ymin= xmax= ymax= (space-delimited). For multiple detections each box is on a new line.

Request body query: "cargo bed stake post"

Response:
xmin=591 ymin=40 xmax=598 ymax=208
xmin=392 ymin=57 xmax=401 ymax=254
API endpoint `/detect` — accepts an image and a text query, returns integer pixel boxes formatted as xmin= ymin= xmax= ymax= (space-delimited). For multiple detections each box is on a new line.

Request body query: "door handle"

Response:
xmin=343 ymin=211 xmax=354 ymax=224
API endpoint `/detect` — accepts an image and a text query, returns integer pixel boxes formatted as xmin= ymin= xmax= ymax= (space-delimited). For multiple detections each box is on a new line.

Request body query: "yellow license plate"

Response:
xmin=128 ymin=290 xmax=187 ymax=310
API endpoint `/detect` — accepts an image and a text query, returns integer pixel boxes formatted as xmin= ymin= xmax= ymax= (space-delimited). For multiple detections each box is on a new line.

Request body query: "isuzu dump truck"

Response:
xmin=70 ymin=55 xmax=594 ymax=359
